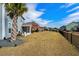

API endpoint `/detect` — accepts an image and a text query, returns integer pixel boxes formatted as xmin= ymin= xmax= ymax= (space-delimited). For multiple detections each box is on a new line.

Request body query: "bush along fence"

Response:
xmin=59 ymin=30 xmax=79 ymax=48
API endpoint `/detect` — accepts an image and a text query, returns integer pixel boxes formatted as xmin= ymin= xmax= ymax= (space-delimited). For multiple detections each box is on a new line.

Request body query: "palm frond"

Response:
xmin=5 ymin=3 xmax=28 ymax=19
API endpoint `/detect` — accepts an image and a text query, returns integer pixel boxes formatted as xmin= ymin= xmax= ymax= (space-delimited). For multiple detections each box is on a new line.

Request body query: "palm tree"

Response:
xmin=5 ymin=3 xmax=28 ymax=41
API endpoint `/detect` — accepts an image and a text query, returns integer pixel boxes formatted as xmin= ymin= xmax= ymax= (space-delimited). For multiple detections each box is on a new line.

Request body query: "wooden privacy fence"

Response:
xmin=59 ymin=30 xmax=79 ymax=48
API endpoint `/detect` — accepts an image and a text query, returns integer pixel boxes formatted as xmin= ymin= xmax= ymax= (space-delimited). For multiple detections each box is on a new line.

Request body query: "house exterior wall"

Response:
xmin=0 ymin=4 xmax=2 ymax=39
xmin=22 ymin=25 xmax=32 ymax=36
xmin=6 ymin=16 xmax=23 ymax=38
xmin=17 ymin=17 xmax=23 ymax=33
xmin=6 ymin=16 xmax=12 ymax=38
xmin=66 ymin=22 xmax=79 ymax=31
xmin=60 ymin=26 xmax=66 ymax=31
xmin=0 ymin=3 xmax=23 ymax=39
xmin=0 ymin=3 xmax=6 ymax=39
xmin=5 ymin=10 xmax=8 ymax=38
xmin=0 ymin=4 xmax=11 ymax=39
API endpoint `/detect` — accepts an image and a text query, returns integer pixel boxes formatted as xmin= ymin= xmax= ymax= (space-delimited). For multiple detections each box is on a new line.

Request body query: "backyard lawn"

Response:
xmin=0 ymin=31 xmax=79 ymax=56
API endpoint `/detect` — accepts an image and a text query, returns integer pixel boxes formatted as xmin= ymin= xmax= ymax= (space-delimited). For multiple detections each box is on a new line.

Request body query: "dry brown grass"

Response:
xmin=0 ymin=31 xmax=79 ymax=56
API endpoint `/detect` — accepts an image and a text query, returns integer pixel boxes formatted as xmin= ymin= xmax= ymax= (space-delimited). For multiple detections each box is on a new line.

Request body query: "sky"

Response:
xmin=23 ymin=3 xmax=79 ymax=28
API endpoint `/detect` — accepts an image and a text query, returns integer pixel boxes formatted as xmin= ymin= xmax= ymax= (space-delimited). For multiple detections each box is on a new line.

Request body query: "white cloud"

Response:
xmin=39 ymin=9 xmax=46 ymax=12
xmin=50 ymin=12 xmax=79 ymax=27
xmin=52 ymin=12 xmax=79 ymax=28
xmin=66 ymin=3 xmax=75 ymax=8
xmin=24 ymin=3 xmax=79 ymax=28
xmin=22 ymin=3 xmax=50 ymax=27
xmin=23 ymin=10 xmax=44 ymax=19
xmin=61 ymin=17 xmax=78 ymax=24
xmin=67 ymin=6 xmax=79 ymax=12
xmin=33 ymin=18 xmax=51 ymax=27
xmin=60 ymin=3 xmax=75 ymax=9
xmin=67 ymin=12 xmax=79 ymax=18
xmin=26 ymin=3 xmax=37 ymax=11
xmin=57 ymin=13 xmax=79 ymax=26
xmin=24 ymin=3 xmax=43 ymax=19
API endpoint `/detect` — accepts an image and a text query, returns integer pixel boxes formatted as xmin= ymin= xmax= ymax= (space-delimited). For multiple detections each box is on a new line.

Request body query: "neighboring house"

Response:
xmin=0 ymin=4 xmax=23 ymax=39
xmin=60 ymin=22 xmax=79 ymax=32
xmin=52 ymin=28 xmax=59 ymax=32
xmin=66 ymin=22 xmax=79 ymax=31
xmin=22 ymin=22 xmax=44 ymax=36
xmin=38 ymin=27 xmax=44 ymax=32
xmin=44 ymin=27 xmax=49 ymax=31
xmin=22 ymin=22 xmax=32 ymax=36
xmin=60 ymin=26 xmax=66 ymax=31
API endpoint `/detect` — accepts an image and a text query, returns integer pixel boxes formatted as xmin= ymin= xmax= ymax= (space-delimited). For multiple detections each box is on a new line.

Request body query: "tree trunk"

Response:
xmin=11 ymin=15 xmax=17 ymax=41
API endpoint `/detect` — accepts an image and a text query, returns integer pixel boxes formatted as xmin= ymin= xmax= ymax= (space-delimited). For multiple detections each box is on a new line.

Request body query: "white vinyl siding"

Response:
xmin=0 ymin=4 xmax=2 ymax=39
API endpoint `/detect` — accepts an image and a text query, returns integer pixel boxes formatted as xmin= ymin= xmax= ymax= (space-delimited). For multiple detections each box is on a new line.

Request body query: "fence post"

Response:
xmin=67 ymin=32 xmax=68 ymax=40
xmin=71 ymin=33 xmax=72 ymax=44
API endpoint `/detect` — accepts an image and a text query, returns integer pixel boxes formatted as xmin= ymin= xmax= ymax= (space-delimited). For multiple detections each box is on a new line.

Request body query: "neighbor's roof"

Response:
xmin=22 ymin=22 xmax=40 ymax=27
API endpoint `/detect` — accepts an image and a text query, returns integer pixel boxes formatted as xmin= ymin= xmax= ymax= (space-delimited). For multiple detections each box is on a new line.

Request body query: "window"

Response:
xmin=26 ymin=26 xmax=30 ymax=33
xmin=17 ymin=29 xmax=18 ymax=32
xmin=9 ymin=28 xmax=11 ymax=33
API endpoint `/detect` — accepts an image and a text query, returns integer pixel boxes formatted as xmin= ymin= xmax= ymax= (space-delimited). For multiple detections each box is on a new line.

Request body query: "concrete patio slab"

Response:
xmin=0 ymin=39 xmax=24 ymax=47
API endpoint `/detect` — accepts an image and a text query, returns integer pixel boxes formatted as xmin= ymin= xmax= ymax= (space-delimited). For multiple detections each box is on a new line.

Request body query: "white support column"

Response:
xmin=2 ymin=4 xmax=5 ymax=39
xmin=30 ymin=25 xmax=31 ymax=34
